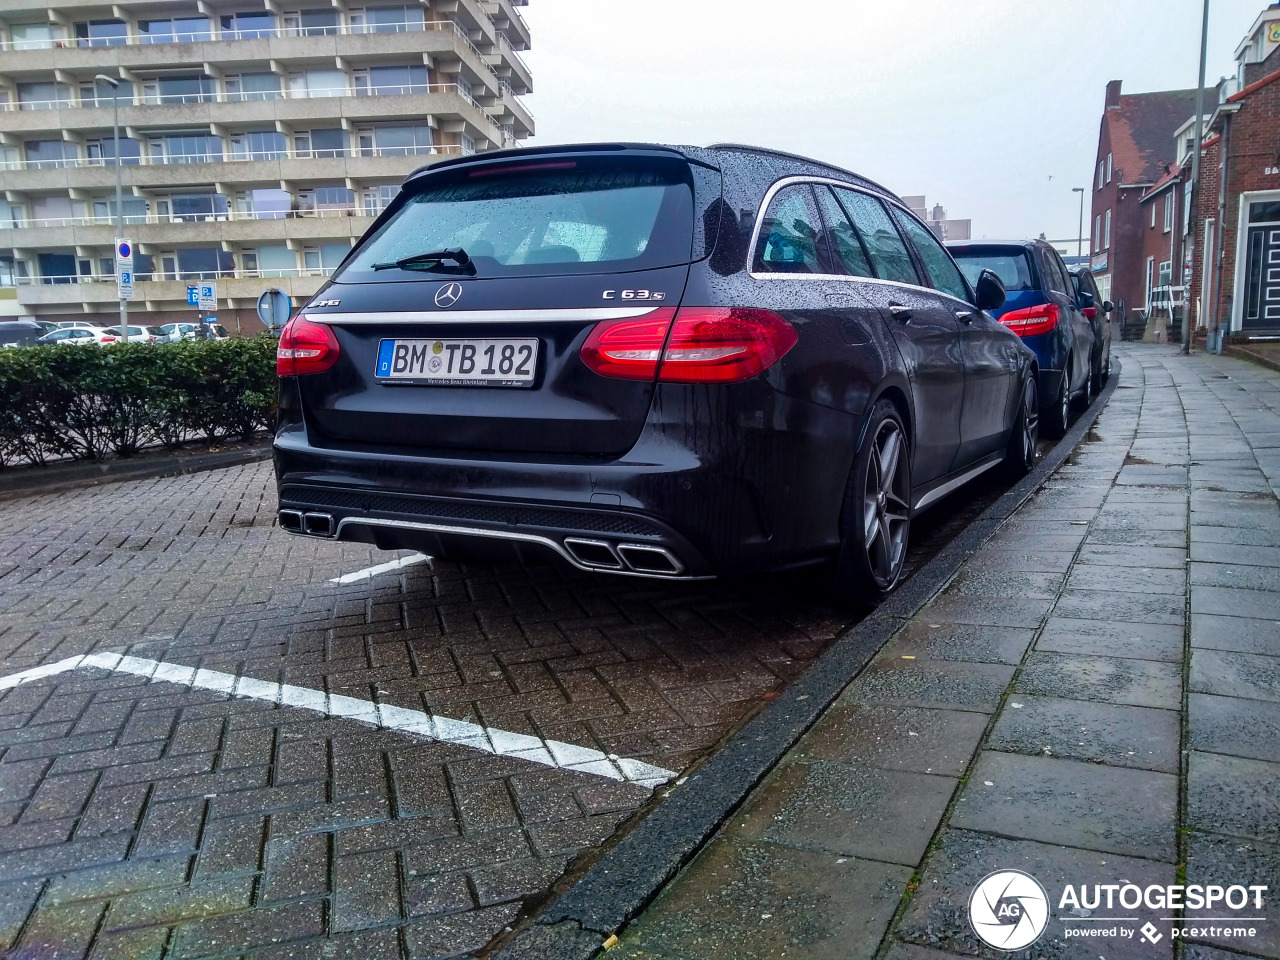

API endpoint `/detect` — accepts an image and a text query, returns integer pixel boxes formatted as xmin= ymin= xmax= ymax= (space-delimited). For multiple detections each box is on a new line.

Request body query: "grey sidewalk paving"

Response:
xmin=613 ymin=343 xmax=1280 ymax=960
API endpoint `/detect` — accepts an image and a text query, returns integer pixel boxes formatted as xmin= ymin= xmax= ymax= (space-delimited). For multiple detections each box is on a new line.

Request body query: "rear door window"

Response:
xmin=951 ymin=249 xmax=1037 ymax=292
xmin=833 ymin=188 xmax=919 ymax=285
xmin=338 ymin=155 xmax=696 ymax=280
xmin=891 ymin=208 xmax=972 ymax=303
xmin=1040 ymin=249 xmax=1068 ymax=294
xmin=753 ymin=185 xmax=826 ymax=274
xmin=815 ymin=187 xmax=873 ymax=278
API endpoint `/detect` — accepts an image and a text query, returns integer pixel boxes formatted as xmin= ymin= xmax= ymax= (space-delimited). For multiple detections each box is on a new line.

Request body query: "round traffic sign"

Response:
xmin=117 ymin=241 xmax=131 ymax=259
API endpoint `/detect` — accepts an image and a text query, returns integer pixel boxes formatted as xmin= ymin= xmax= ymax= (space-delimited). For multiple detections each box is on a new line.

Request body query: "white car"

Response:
xmin=157 ymin=322 xmax=199 ymax=341
xmin=36 ymin=326 xmax=114 ymax=345
xmin=104 ymin=324 xmax=162 ymax=343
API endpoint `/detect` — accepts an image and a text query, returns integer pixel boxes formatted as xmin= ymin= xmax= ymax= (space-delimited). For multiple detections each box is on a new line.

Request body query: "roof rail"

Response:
xmin=706 ymin=142 xmax=893 ymax=195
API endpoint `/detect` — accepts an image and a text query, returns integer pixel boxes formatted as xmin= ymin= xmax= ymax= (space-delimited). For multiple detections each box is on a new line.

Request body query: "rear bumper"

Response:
xmin=273 ymin=382 xmax=859 ymax=579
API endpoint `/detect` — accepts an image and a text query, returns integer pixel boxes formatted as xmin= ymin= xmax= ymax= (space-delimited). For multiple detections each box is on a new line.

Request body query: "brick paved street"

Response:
xmin=616 ymin=343 xmax=1280 ymax=960
xmin=0 ymin=448 xmax=861 ymax=957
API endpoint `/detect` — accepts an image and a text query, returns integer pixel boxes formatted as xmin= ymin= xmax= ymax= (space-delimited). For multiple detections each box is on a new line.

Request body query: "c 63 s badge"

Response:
xmin=603 ymin=289 xmax=666 ymax=301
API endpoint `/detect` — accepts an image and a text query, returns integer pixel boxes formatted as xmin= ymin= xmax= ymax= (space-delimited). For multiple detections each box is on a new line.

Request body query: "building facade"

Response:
xmin=1189 ymin=4 xmax=1280 ymax=337
xmin=1088 ymin=79 xmax=1197 ymax=325
xmin=901 ymin=195 xmax=971 ymax=242
xmin=0 ymin=0 xmax=533 ymax=331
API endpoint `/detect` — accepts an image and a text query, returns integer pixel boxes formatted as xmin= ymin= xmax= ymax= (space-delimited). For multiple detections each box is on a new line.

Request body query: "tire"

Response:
xmin=1101 ymin=351 xmax=1111 ymax=385
xmin=831 ymin=400 xmax=912 ymax=609
xmin=1089 ymin=350 xmax=1103 ymax=396
xmin=1004 ymin=375 xmax=1039 ymax=480
xmin=1044 ymin=365 xmax=1071 ymax=439
xmin=1076 ymin=361 xmax=1094 ymax=410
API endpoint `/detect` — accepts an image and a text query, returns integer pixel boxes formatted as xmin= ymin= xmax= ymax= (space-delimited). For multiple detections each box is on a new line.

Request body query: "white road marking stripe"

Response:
xmin=0 ymin=654 xmax=675 ymax=788
xmin=330 ymin=553 xmax=430 ymax=584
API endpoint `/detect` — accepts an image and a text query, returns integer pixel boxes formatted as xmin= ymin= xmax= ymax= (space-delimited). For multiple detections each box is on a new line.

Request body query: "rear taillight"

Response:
xmin=277 ymin=316 xmax=340 ymax=376
xmin=580 ymin=307 xmax=797 ymax=383
xmin=1081 ymin=306 xmax=1098 ymax=320
xmin=999 ymin=303 xmax=1060 ymax=337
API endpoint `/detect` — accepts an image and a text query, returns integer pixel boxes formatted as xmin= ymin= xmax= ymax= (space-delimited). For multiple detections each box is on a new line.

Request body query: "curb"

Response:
xmin=0 ymin=443 xmax=273 ymax=501
xmin=1223 ymin=344 xmax=1280 ymax=375
xmin=486 ymin=363 xmax=1123 ymax=960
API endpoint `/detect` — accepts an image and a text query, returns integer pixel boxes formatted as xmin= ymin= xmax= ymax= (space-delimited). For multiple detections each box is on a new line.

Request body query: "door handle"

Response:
xmin=887 ymin=302 xmax=912 ymax=322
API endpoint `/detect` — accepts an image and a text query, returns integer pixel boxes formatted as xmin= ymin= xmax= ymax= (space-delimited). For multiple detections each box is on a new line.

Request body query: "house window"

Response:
xmin=86 ymin=138 xmax=141 ymax=166
xmin=298 ymin=186 xmax=355 ymax=214
xmin=282 ymin=10 xmax=340 ymax=36
xmin=24 ymin=140 xmax=77 ymax=169
xmin=350 ymin=6 xmax=424 ymax=33
xmin=1150 ymin=203 xmax=1156 ymax=228
xmin=139 ymin=17 xmax=212 ymax=43
xmin=302 ymin=243 xmax=350 ymax=273
xmin=225 ymin=74 xmax=282 ymax=102
xmin=74 ymin=19 xmax=128 ymax=47
xmin=141 ymin=75 xmax=216 ymax=105
xmin=1094 ymin=214 xmax=1102 ymax=250
xmin=1104 ymin=209 xmax=1112 ymax=249
xmin=293 ymin=129 xmax=347 ymax=158
xmin=1106 ymin=153 xmax=1113 ymax=183
xmin=149 ymin=133 xmax=222 ymax=164
xmin=230 ymin=131 xmax=288 ymax=161
xmin=356 ymin=124 xmax=433 ymax=156
xmin=461 ymin=134 xmax=475 ymax=155
xmin=1097 ymin=161 xmax=1104 ymax=190
xmin=92 ymin=196 xmax=148 ymax=224
xmin=234 ymin=188 xmax=292 ymax=220
xmin=220 ymin=12 xmax=275 ymax=40
xmin=353 ymin=65 xmax=428 ymax=96
xmin=1145 ymin=257 xmax=1156 ymax=307
xmin=80 ymin=80 xmax=135 ymax=108
xmin=288 ymin=69 xmax=348 ymax=98
xmin=17 ymin=82 xmax=71 ymax=110
xmin=362 ymin=184 xmax=399 ymax=216
xmin=1163 ymin=193 xmax=1174 ymax=233
xmin=1158 ymin=260 xmax=1172 ymax=288
xmin=9 ymin=23 xmax=64 ymax=50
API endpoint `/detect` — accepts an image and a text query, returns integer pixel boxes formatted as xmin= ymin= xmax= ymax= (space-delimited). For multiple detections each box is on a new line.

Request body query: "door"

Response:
xmin=890 ymin=207 xmax=1015 ymax=466
xmin=833 ymin=187 xmax=964 ymax=485
xmin=1241 ymin=200 xmax=1280 ymax=331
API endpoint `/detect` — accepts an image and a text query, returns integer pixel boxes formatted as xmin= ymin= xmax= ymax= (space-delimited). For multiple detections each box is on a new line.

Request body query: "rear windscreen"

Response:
xmin=336 ymin=156 xmax=695 ymax=281
xmin=951 ymin=248 xmax=1037 ymax=292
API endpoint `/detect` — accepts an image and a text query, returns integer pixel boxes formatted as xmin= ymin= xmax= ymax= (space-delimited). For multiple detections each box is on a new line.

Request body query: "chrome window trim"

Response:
xmin=745 ymin=175 xmax=979 ymax=309
xmin=301 ymin=307 xmax=660 ymax=325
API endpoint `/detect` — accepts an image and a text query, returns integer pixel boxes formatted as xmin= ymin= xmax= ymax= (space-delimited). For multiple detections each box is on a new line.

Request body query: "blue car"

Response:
xmin=947 ymin=239 xmax=1096 ymax=437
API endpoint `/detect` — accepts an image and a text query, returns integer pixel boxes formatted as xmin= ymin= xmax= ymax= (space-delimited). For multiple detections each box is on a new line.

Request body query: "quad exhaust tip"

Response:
xmin=563 ymin=538 xmax=684 ymax=576
xmin=279 ymin=509 xmax=335 ymax=538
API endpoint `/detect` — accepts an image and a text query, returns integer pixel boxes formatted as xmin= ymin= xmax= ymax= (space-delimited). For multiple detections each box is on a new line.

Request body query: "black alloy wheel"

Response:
xmin=1077 ymin=361 xmax=1094 ymax=410
xmin=833 ymin=399 xmax=912 ymax=608
xmin=1090 ymin=350 xmax=1104 ymax=396
xmin=1101 ymin=351 xmax=1111 ymax=384
xmin=1045 ymin=363 xmax=1071 ymax=439
xmin=1005 ymin=375 xmax=1039 ymax=479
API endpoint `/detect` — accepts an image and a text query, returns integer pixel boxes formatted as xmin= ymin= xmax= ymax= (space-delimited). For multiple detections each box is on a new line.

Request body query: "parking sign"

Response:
xmin=198 ymin=283 xmax=217 ymax=311
xmin=115 ymin=238 xmax=135 ymax=301
xmin=187 ymin=285 xmax=200 ymax=307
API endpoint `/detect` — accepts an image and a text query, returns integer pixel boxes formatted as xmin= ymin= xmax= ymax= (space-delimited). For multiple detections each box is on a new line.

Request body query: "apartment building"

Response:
xmin=0 ymin=0 xmax=533 ymax=331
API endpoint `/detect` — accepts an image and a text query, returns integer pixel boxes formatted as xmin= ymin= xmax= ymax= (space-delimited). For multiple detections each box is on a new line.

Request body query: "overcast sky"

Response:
xmin=521 ymin=0 xmax=1266 ymax=247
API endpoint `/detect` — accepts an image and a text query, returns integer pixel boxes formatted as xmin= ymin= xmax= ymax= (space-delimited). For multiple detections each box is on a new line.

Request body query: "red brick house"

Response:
xmin=1189 ymin=15 xmax=1280 ymax=338
xmin=1089 ymin=81 xmax=1197 ymax=329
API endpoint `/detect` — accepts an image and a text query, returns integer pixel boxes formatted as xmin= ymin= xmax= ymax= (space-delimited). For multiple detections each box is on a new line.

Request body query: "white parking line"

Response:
xmin=330 ymin=552 xmax=430 ymax=584
xmin=0 ymin=654 xmax=675 ymax=788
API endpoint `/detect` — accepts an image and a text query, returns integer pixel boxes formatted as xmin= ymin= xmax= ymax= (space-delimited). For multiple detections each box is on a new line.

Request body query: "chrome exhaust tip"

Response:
xmin=302 ymin=512 xmax=336 ymax=537
xmin=278 ymin=509 xmax=304 ymax=533
xmin=563 ymin=537 xmax=624 ymax=570
xmin=617 ymin=543 xmax=684 ymax=575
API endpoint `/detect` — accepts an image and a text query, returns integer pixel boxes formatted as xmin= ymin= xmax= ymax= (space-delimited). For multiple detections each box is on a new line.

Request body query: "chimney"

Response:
xmin=1105 ymin=79 xmax=1123 ymax=109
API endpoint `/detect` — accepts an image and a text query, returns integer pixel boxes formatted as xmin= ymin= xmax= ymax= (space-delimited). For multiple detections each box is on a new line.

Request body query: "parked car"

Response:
xmin=53 ymin=321 xmax=108 ymax=334
xmin=1069 ymin=265 xmax=1113 ymax=390
xmin=273 ymin=143 xmax=1038 ymax=606
xmin=948 ymin=239 xmax=1096 ymax=438
xmin=104 ymin=324 xmax=162 ymax=343
xmin=157 ymin=322 xmax=198 ymax=341
xmin=35 ymin=326 xmax=114 ymax=345
xmin=0 ymin=320 xmax=48 ymax=347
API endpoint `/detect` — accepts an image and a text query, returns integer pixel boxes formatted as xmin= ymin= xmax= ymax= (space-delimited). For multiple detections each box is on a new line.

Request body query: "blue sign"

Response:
xmin=117 ymin=240 xmax=131 ymax=259
xmin=186 ymin=285 xmax=199 ymax=307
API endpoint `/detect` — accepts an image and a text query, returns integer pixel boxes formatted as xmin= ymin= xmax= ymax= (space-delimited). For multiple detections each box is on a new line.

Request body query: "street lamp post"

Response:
xmin=1186 ymin=0 xmax=1211 ymax=355
xmin=1072 ymin=187 xmax=1086 ymax=260
xmin=94 ymin=74 xmax=125 ymax=338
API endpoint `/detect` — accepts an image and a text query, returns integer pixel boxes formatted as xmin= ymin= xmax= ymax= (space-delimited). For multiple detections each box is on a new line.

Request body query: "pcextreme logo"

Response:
xmin=969 ymin=870 xmax=1269 ymax=951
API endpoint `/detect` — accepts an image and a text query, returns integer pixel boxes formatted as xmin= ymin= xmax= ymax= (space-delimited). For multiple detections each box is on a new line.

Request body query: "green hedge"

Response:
xmin=0 ymin=337 xmax=277 ymax=468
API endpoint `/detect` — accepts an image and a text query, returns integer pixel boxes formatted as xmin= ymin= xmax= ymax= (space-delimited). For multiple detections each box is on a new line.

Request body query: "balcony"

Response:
xmin=3 ymin=205 xmax=378 ymax=248
xmin=12 ymin=268 xmax=333 ymax=308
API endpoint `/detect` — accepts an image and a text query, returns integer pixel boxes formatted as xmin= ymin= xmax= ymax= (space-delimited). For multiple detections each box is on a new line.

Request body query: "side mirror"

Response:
xmin=1102 ymin=300 xmax=1114 ymax=315
xmin=1078 ymin=290 xmax=1095 ymax=309
xmin=974 ymin=268 xmax=1006 ymax=312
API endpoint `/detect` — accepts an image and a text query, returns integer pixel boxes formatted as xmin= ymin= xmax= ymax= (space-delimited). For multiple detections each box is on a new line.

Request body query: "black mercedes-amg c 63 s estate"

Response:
xmin=274 ymin=142 xmax=1039 ymax=606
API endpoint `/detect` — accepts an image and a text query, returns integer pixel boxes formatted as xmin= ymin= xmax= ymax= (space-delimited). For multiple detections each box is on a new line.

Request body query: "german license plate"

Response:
xmin=375 ymin=338 xmax=538 ymax=386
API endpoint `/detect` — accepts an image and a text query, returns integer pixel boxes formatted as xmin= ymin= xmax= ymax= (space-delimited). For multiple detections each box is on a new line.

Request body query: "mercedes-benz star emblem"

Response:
xmin=434 ymin=282 xmax=463 ymax=308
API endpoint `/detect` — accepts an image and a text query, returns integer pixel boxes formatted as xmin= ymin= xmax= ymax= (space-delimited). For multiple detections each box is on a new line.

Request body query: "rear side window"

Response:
xmin=753 ymin=185 xmax=826 ymax=274
xmin=834 ymin=188 xmax=918 ymax=285
xmin=891 ymin=209 xmax=971 ymax=303
xmin=1040 ymin=250 xmax=1068 ymax=294
xmin=815 ymin=187 xmax=874 ymax=278
xmin=951 ymin=249 xmax=1037 ymax=292
xmin=338 ymin=155 xmax=695 ymax=280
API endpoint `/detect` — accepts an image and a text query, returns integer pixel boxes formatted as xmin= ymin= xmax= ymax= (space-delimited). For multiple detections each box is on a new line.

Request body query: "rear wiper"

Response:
xmin=372 ymin=247 xmax=474 ymax=273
